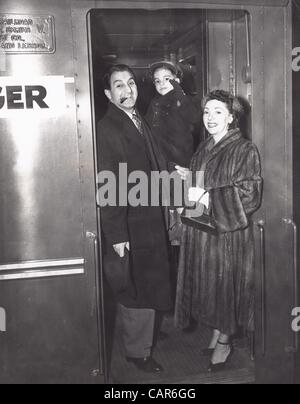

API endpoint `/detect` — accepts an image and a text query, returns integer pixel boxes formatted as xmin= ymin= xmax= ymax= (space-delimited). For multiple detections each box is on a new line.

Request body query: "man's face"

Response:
xmin=105 ymin=70 xmax=138 ymax=112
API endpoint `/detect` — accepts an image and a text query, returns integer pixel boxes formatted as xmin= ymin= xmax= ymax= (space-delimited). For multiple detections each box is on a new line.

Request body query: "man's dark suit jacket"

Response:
xmin=97 ymin=103 xmax=171 ymax=311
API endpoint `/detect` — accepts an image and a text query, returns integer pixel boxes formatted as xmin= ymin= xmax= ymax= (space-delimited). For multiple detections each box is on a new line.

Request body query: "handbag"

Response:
xmin=181 ymin=145 xmax=219 ymax=235
xmin=181 ymin=206 xmax=218 ymax=235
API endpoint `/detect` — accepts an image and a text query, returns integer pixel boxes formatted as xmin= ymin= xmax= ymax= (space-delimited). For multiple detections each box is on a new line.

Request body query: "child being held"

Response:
xmin=145 ymin=60 xmax=200 ymax=169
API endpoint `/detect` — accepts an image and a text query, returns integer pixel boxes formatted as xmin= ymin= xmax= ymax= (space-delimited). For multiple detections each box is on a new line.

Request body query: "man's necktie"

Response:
xmin=132 ymin=113 xmax=144 ymax=135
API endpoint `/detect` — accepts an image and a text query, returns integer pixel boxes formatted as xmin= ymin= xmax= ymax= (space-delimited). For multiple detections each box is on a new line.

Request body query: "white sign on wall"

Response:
xmin=0 ymin=75 xmax=67 ymax=118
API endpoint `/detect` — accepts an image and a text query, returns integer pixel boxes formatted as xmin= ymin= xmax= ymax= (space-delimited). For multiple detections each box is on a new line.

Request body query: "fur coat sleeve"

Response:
xmin=207 ymin=141 xmax=263 ymax=233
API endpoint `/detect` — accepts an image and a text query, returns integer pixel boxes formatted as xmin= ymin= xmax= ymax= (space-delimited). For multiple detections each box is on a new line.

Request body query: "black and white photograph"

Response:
xmin=0 ymin=0 xmax=299 ymax=386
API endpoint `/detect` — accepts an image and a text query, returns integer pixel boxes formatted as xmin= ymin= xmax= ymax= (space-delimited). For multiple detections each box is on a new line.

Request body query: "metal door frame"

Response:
xmin=0 ymin=0 xmax=105 ymax=383
xmin=70 ymin=0 xmax=294 ymax=384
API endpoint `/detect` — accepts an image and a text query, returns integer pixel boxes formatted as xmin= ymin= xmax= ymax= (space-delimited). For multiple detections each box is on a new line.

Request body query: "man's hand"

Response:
xmin=113 ymin=242 xmax=130 ymax=258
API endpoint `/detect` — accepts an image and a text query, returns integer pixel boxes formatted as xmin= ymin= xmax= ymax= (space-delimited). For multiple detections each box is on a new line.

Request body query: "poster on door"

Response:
xmin=0 ymin=75 xmax=67 ymax=118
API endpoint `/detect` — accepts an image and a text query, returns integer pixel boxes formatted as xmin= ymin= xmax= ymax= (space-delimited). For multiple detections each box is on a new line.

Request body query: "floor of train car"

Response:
xmin=109 ymin=309 xmax=255 ymax=384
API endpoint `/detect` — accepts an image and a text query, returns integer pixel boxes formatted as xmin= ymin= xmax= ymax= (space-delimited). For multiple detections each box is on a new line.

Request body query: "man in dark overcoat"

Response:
xmin=97 ymin=65 xmax=171 ymax=374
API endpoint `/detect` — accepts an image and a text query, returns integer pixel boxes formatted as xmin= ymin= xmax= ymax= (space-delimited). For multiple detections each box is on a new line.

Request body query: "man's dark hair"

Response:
xmin=103 ymin=64 xmax=137 ymax=90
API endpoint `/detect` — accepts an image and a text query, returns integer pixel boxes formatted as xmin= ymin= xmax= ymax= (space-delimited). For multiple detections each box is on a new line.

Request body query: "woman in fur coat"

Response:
xmin=175 ymin=90 xmax=263 ymax=372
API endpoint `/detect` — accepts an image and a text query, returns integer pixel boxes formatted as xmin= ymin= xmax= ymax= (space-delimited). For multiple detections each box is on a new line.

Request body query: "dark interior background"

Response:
xmin=90 ymin=9 xmax=207 ymax=118
xmin=89 ymin=9 xmax=251 ymax=150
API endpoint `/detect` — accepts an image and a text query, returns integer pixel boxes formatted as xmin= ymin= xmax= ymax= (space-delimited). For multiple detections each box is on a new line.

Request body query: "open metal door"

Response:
xmin=0 ymin=0 xmax=104 ymax=384
xmin=250 ymin=2 xmax=295 ymax=384
xmin=69 ymin=0 xmax=295 ymax=384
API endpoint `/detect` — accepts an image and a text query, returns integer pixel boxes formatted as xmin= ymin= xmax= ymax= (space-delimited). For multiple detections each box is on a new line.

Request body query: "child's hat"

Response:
xmin=149 ymin=60 xmax=183 ymax=79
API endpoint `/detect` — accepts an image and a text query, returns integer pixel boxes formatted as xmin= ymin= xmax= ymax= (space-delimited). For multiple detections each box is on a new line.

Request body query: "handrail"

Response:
xmin=283 ymin=218 xmax=298 ymax=353
xmin=257 ymin=220 xmax=266 ymax=355
xmin=86 ymin=231 xmax=108 ymax=382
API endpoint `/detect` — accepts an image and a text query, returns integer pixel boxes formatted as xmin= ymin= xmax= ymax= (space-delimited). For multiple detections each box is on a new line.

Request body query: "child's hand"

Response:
xmin=170 ymin=79 xmax=185 ymax=96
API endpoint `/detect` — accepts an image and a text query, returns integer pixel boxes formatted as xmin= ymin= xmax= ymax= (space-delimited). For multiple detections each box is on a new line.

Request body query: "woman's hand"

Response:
xmin=176 ymin=207 xmax=184 ymax=214
xmin=175 ymin=165 xmax=190 ymax=181
xmin=200 ymin=192 xmax=210 ymax=209
xmin=113 ymin=242 xmax=130 ymax=258
xmin=188 ymin=187 xmax=210 ymax=209
xmin=188 ymin=187 xmax=206 ymax=202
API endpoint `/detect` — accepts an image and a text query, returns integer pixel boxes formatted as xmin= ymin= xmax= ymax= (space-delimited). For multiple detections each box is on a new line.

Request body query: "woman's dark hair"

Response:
xmin=201 ymin=90 xmax=244 ymax=129
xmin=103 ymin=64 xmax=137 ymax=90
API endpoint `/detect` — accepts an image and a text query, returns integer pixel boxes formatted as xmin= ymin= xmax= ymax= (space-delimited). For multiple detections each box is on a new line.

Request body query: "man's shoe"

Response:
xmin=126 ymin=356 xmax=164 ymax=373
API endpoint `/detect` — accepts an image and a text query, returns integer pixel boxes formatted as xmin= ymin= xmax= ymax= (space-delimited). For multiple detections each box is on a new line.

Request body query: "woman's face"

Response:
xmin=203 ymin=99 xmax=233 ymax=137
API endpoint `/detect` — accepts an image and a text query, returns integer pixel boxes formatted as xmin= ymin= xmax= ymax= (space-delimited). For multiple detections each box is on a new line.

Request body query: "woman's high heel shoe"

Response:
xmin=202 ymin=330 xmax=221 ymax=356
xmin=208 ymin=341 xmax=233 ymax=373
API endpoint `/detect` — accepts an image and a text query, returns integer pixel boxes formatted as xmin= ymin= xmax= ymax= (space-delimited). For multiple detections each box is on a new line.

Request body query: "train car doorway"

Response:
xmin=89 ymin=7 xmax=256 ymax=384
xmin=0 ymin=0 xmax=294 ymax=384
